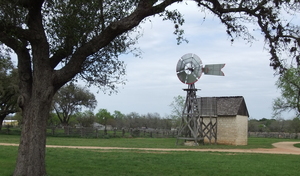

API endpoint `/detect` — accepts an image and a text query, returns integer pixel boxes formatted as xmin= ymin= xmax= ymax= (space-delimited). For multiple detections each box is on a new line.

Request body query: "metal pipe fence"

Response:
xmin=0 ymin=125 xmax=178 ymax=138
xmin=248 ymin=132 xmax=299 ymax=139
xmin=2 ymin=125 xmax=299 ymax=139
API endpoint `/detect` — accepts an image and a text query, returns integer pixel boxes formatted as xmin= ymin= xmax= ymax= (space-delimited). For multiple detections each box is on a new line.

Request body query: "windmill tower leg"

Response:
xmin=176 ymin=84 xmax=203 ymax=145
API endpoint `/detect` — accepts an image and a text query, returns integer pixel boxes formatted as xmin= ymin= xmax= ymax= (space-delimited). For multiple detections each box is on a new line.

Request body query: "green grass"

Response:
xmin=1 ymin=145 xmax=300 ymax=176
xmin=44 ymin=148 xmax=300 ymax=176
xmin=0 ymin=146 xmax=17 ymax=176
xmin=1 ymin=134 xmax=299 ymax=149
xmin=294 ymin=143 xmax=300 ymax=148
xmin=1 ymin=134 xmax=300 ymax=176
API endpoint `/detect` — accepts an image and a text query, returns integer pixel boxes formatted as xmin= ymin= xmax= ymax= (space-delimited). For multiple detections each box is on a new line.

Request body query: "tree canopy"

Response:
xmin=53 ymin=83 xmax=97 ymax=126
xmin=75 ymin=110 xmax=96 ymax=128
xmin=1 ymin=0 xmax=300 ymax=175
xmin=170 ymin=95 xmax=185 ymax=118
xmin=169 ymin=95 xmax=185 ymax=128
xmin=0 ymin=56 xmax=19 ymax=130
xmin=96 ymin=108 xmax=113 ymax=123
xmin=273 ymin=66 xmax=300 ymax=118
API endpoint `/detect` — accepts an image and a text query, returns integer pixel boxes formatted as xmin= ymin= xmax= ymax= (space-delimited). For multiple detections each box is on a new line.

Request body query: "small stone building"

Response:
xmin=2 ymin=120 xmax=18 ymax=126
xmin=198 ymin=96 xmax=249 ymax=145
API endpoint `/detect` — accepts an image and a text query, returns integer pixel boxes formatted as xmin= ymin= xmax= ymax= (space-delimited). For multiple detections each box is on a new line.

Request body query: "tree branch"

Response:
xmin=0 ymin=23 xmax=38 ymax=42
xmin=53 ymin=106 xmax=63 ymax=123
xmin=12 ymin=0 xmax=44 ymax=9
xmin=0 ymin=32 xmax=33 ymax=100
xmin=52 ymin=0 xmax=180 ymax=89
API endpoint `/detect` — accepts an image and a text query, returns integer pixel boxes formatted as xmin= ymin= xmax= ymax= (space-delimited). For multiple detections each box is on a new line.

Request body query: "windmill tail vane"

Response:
xmin=203 ymin=64 xmax=225 ymax=76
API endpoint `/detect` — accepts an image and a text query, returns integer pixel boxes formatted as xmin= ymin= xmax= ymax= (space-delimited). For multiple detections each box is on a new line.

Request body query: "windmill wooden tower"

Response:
xmin=176 ymin=53 xmax=225 ymax=145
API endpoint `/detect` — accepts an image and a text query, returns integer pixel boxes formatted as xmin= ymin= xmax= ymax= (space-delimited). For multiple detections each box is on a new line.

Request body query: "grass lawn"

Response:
xmin=1 ymin=134 xmax=300 ymax=176
xmin=1 ymin=145 xmax=300 ymax=176
xmin=0 ymin=134 xmax=299 ymax=149
xmin=294 ymin=143 xmax=300 ymax=148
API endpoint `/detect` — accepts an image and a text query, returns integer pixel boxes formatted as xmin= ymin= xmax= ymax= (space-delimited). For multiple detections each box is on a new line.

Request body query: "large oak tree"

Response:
xmin=0 ymin=0 xmax=299 ymax=175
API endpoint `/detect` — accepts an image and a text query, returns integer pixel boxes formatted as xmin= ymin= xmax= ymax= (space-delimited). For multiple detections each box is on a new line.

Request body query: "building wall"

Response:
xmin=216 ymin=116 xmax=237 ymax=145
xmin=235 ymin=115 xmax=248 ymax=145
xmin=202 ymin=115 xmax=248 ymax=145
xmin=2 ymin=120 xmax=18 ymax=126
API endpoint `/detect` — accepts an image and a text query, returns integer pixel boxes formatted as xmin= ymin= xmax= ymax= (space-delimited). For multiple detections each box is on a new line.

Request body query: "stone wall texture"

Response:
xmin=203 ymin=115 xmax=248 ymax=145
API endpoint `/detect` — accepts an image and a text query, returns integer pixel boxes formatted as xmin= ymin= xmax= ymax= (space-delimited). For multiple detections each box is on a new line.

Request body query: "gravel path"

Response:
xmin=1 ymin=142 xmax=300 ymax=155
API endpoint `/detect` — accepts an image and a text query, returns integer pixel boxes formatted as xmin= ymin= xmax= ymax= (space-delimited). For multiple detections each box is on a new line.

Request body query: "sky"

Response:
xmin=90 ymin=2 xmax=296 ymax=120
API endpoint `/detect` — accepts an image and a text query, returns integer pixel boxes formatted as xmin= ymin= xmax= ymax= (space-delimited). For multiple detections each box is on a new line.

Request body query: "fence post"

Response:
xmin=96 ymin=129 xmax=98 ymax=138
xmin=122 ymin=128 xmax=125 ymax=137
xmin=81 ymin=127 xmax=84 ymax=137
xmin=52 ymin=126 xmax=55 ymax=136
xmin=6 ymin=125 xmax=11 ymax=134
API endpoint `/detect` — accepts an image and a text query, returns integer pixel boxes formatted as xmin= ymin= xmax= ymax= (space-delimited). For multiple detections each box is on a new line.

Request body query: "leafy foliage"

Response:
xmin=196 ymin=0 xmax=300 ymax=73
xmin=273 ymin=66 xmax=300 ymax=118
xmin=95 ymin=108 xmax=113 ymax=124
xmin=0 ymin=56 xmax=19 ymax=129
xmin=53 ymin=83 xmax=97 ymax=126
xmin=248 ymin=117 xmax=300 ymax=133
xmin=94 ymin=109 xmax=171 ymax=130
xmin=169 ymin=95 xmax=185 ymax=118
xmin=75 ymin=110 xmax=96 ymax=127
xmin=43 ymin=0 xmax=142 ymax=93
xmin=169 ymin=95 xmax=185 ymax=128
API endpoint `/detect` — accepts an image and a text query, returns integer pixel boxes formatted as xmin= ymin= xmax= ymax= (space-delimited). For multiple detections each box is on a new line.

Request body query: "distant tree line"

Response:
xmin=6 ymin=110 xmax=300 ymax=134
xmin=248 ymin=117 xmax=300 ymax=133
xmin=46 ymin=110 xmax=173 ymax=130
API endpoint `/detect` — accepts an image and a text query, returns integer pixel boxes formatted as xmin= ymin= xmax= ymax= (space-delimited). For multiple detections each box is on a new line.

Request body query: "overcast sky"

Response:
xmin=89 ymin=2 xmax=299 ymax=120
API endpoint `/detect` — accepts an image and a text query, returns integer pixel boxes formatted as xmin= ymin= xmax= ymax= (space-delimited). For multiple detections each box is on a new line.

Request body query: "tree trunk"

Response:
xmin=0 ymin=116 xmax=4 ymax=131
xmin=13 ymin=85 xmax=54 ymax=176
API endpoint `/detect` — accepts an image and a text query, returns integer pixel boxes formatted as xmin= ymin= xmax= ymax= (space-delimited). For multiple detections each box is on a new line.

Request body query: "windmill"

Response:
xmin=176 ymin=53 xmax=225 ymax=145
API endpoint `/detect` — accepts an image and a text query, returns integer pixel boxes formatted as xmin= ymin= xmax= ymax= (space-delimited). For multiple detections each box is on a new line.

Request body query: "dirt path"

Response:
xmin=1 ymin=142 xmax=300 ymax=155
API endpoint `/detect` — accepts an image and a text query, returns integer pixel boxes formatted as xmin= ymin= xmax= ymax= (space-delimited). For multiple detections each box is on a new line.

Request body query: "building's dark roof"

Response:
xmin=197 ymin=96 xmax=249 ymax=117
